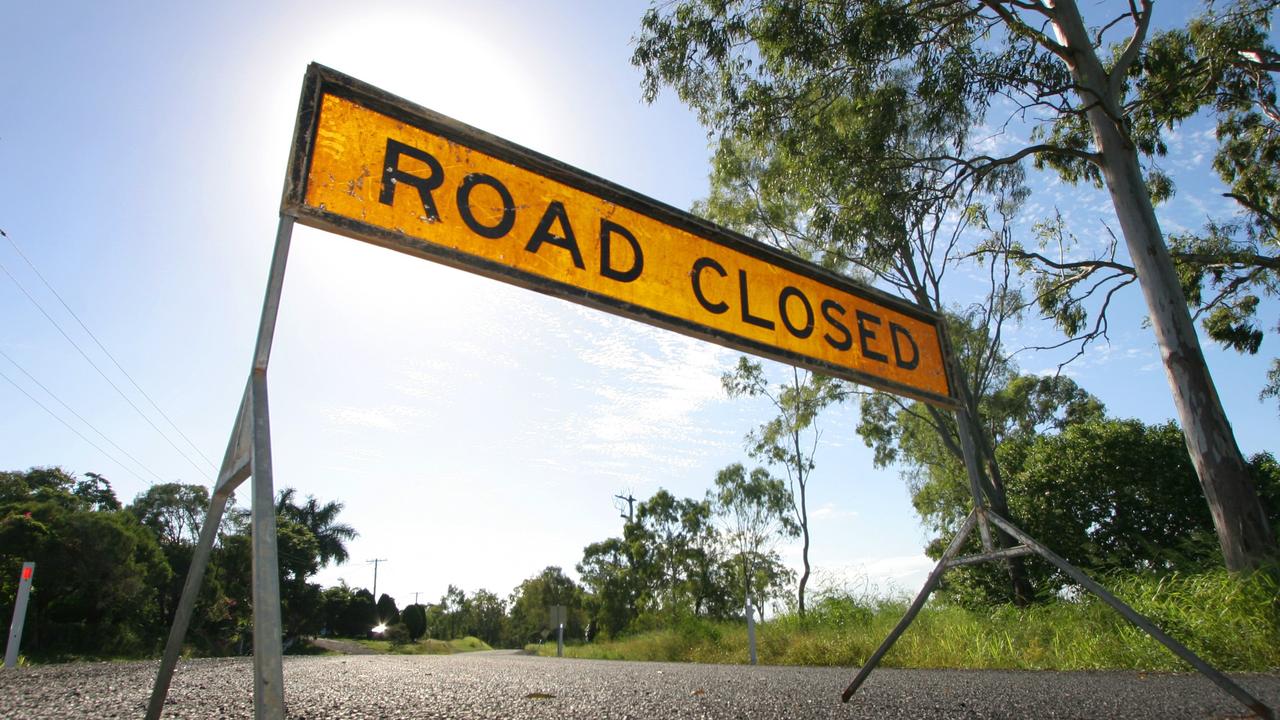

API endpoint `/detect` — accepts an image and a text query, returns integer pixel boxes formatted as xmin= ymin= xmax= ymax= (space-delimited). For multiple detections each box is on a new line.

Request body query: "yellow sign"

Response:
xmin=284 ymin=66 xmax=955 ymax=407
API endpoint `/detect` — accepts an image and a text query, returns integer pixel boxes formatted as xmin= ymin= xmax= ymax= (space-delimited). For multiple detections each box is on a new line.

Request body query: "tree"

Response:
xmin=376 ymin=593 xmax=400 ymax=626
xmin=636 ymin=3 xmax=1044 ymax=603
xmin=1005 ymin=2 xmax=1280 ymax=411
xmin=860 ymin=321 xmax=1106 ymax=603
xmin=507 ymin=567 xmax=584 ymax=645
xmin=628 ymin=489 xmax=727 ymax=617
xmin=722 ymin=360 xmax=841 ymax=614
xmin=991 ymin=419 xmax=1279 ymax=601
xmin=578 ymin=536 xmax=640 ymax=639
xmin=633 ymin=0 xmax=1278 ymax=572
xmin=321 ymin=583 xmax=376 ymax=637
xmin=709 ymin=463 xmax=798 ymax=620
xmin=467 ymin=589 xmax=507 ymax=647
xmin=438 ymin=584 xmax=466 ymax=639
xmin=1 ymin=467 xmax=170 ymax=657
xmin=130 ymin=482 xmax=209 ymax=547
xmin=402 ymin=603 xmax=427 ymax=641
xmin=274 ymin=487 xmax=358 ymax=568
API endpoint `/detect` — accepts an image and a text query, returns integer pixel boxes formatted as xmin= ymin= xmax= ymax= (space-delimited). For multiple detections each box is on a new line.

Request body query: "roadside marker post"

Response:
xmin=146 ymin=64 xmax=1274 ymax=720
xmin=549 ymin=605 xmax=567 ymax=658
xmin=4 ymin=562 xmax=35 ymax=669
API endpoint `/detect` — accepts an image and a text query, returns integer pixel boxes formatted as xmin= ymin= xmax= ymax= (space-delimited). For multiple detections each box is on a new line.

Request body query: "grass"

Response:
xmin=531 ymin=569 xmax=1280 ymax=672
xmin=354 ymin=636 xmax=493 ymax=655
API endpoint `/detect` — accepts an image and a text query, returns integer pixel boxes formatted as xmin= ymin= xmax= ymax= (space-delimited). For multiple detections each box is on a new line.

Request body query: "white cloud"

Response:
xmin=322 ymin=404 xmax=421 ymax=432
xmin=811 ymin=502 xmax=859 ymax=521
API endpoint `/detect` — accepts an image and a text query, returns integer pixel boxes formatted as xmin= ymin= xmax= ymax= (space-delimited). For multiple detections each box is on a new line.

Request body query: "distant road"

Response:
xmin=1 ymin=650 xmax=1276 ymax=719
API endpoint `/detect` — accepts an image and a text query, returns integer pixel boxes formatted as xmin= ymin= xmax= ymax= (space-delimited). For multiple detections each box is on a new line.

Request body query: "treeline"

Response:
xmin=0 ymin=469 xmax=356 ymax=659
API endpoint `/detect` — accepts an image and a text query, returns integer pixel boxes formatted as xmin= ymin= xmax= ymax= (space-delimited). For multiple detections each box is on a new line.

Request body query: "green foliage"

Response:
xmin=401 ymin=603 xmax=427 ymax=641
xmin=129 ymin=483 xmax=208 ymax=546
xmin=507 ymin=566 xmax=586 ymax=645
xmin=0 ymin=468 xmax=170 ymax=659
xmin=466 ymin=588 xmax=507 ymax=647
xmin=321 ymin=582 xmax=376 ymax=637
xmin=274 ymin=488 xmax=358 ymax=567
xmin=711 ymin=463 xmax=797 ymax=614
xmin=376 ymin=593 xmax=400 ymax=626
xmin=544 ymin=570 xmax=1280 ymax=672
xmin=723 ymin=359 xmax=841 ymax=614
xmin=358 ymin=635 xmax=493 ymax=655
xmin=382 ymin=622 xmax=410 ymax=646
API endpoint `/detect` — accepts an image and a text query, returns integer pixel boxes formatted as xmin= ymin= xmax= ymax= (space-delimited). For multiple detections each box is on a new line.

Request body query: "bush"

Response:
xmin=383 ymin=623 xmax=410 ymax=646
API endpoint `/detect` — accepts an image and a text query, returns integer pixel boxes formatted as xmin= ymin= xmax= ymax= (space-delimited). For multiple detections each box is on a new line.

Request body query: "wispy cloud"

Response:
xmin=322 ymin=404 xmax=421 ymax=432
xmin=811 ymin=502 xmax=859 ymax=521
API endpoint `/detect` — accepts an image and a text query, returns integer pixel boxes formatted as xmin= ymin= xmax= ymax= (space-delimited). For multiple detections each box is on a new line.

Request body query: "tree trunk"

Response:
xmin=797 ymin=478 xmax=811 ymax=617
xmin=1053 ymin=0 xmax=1278 ymax=571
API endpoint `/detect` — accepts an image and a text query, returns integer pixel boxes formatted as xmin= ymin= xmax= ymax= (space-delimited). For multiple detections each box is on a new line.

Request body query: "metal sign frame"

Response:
xmin=146 ymin=65 xmax=1274 ymax=720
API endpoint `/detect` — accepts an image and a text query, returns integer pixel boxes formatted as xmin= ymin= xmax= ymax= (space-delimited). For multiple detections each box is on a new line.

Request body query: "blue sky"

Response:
xmin=2 ymin=1 xmax=1276 ymax=611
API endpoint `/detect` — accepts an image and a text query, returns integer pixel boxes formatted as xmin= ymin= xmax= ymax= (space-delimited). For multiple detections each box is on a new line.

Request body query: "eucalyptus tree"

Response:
xmin=646 ymin=5 xmax=1039 ymax=599
xmin=634 ymin=0 xmax=1277 ymax=571
xmin=1001 ymin=1 xmax=1280 ymax=413
xmin=723 ymin=361 xmax=842 ymax=614
xmin=709 ymin=463 xmax=799 ymax=619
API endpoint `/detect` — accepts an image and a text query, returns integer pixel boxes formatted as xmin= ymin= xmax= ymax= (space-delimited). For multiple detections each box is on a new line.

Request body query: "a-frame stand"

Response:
xmin=147 ymin=216 xmax=295 ymax=720
xmin=145 ymin=212 xmax=1274 ymax=720
xmin=841 ymin=406 xmax=1276 ymax=720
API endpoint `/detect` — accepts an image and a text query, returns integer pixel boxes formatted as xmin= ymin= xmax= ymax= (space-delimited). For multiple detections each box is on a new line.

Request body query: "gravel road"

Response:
xmin=1 ymin=650 xmax=1276 ymax=719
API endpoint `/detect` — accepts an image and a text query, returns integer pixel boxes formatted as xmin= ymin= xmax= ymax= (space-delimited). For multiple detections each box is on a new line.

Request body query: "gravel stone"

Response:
xmin=0 ymin=650 xmax=1276 ymax=719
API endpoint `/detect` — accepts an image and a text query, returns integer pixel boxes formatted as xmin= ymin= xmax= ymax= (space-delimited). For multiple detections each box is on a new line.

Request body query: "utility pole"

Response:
xmin=614 ymin=493 xmax=635 ymax=522
xmin=367 ymin=558 xmax=388 ymax=602
xmin=412 ymin=591 xmax=422 ymax=606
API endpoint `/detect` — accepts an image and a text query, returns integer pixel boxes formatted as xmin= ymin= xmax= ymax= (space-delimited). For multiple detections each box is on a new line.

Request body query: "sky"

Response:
xmin=2 ymin=1 xmax=1276 ymax=615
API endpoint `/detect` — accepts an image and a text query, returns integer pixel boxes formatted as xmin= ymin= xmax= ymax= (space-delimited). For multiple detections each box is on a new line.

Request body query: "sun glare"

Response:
xmin=285 ymin=7 xmax=566 ymax=317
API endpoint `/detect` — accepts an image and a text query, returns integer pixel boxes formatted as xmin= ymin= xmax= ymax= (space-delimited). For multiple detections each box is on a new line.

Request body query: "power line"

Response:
xmin=3 ymin=233 xmax=217 ymax=469
xmin=0 ymin=258 xmax=212 ymax=481
xmin=0 ymin=348 xmax=166 ymax=485
xmin=0 ymin=367 xmax=151 ymax=486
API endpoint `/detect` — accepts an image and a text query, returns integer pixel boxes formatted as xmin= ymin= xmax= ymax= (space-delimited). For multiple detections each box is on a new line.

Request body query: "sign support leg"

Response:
xmin=984 ymin=510 xmax=1275 ymax=720
xmin=144 ymin=489 xmax=232 ymax=720
xmin=841 ymin=509 xmax=1275 ymax=720
xmin=146 ymin=214 xmax=294 ymax=720
xmin=147 ymin=381 xmax=254 ymax=720
xmin=249 ymin=372 xmax=285 ymax=719
xmin=840 ymin=511 xmax=978 ymax=701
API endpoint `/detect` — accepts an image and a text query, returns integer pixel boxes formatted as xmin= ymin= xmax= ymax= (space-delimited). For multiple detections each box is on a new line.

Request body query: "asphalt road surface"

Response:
xmin=1 ymin=650 xmax=1277 ymax=719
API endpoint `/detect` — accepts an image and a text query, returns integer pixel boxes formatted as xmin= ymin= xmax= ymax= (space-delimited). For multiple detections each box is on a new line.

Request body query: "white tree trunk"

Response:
xmin=1051 ymin=0 xmax=1277 ymax=570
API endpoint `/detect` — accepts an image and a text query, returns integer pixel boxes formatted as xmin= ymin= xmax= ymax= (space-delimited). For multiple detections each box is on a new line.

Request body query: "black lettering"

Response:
xmin=778 ymin=286 xmax=814 ymax=339
xmin=821 ymin=300 xmax=852 ymax=350
xmin=890 ymin=322 xmax=920 ymax=370
xmin=525 ymin=201 xmax=585 ymax=269
xmin=691 ymin=257 xmax=729 ymax=314
xmin=739 ymin=270 xmax=775 ymax=330
xmin=600 ymin=220 xmax=643 ymax=282
xmin=856 ymin=310 xmax=889 ymax=363
xmin=379 ymin=138 xmax=444 ymax=221
xmin=456 ymin=173 xmax=516 ymax=238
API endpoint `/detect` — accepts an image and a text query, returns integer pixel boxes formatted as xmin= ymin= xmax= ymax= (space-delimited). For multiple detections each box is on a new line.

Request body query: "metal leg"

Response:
xmin=145 ymin=492 xmax=231 ymax=720
xmin=841 ymin=511 xmax=978 ymax=702
xmin=984 ymin=511 xmax=1275 ymax=720
xmin=250 ymin=372 xmax=286 ymax=720
xmin=147 ymin=382 xmax=255 ymax=720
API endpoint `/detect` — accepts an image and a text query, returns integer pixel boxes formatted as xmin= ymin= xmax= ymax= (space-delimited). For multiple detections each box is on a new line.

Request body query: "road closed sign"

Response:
xmin=283 ymin=64 xmax=956 ymax=407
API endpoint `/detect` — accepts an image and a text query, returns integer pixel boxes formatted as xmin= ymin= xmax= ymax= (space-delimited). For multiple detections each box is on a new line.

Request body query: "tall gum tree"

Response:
xmin=1030 ymin=0 xmax=1276 ymax=570
xmin=634 ymin=0 xmax=1277 ymax=571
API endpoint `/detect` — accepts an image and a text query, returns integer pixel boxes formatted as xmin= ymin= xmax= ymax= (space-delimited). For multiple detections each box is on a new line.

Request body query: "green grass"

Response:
xmin=532 ymin=569 xmax=1280 ymax=672
xmin=354 ymin=636 xmax=494 ymax=655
